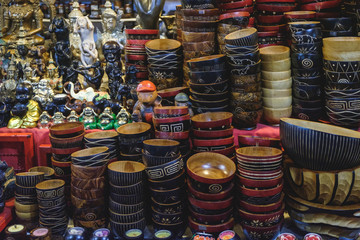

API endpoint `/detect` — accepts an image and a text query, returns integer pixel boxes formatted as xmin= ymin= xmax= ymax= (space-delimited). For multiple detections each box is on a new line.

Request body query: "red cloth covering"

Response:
xmin=0 ymin=198 xmax=15 ymax=232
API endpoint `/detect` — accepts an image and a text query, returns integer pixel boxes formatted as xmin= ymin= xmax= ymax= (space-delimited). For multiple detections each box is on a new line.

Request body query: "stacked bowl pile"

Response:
xmin=84 ymin=131 xmax=119 ymax=161
xmin=320 ymin=17 xmax=355 ymax=37
xmin=71 ymin=147 xmax=110 ymax=230
xmin=187 ymin=55 xmax=229 ymax=113
xmin=323 ymin=37 xmax=360 ymax=128
xmin=299 ymin=0 xmax=342 ymax=19
xmin=284 ymin=11 xmax=316 ymax=23
xmin=225 ymin=28 xmax=263 ymax=130
xmin=236 ymin=146 xmax=284 ymax=240
xmin=217 ymin=0 xmax=254 ymax=15
xmin=260 ymin=46 xmax=292 ymax=125
xmin=191 ymin=112 xmax=235 ymax=160
xmin=49 ymin=122 xmax=84 ymax=203
xmin=280 ymin=118 xmax=360 ymax=238
xmin=36 ymin=179 xmax=68 ymax=236
xmin=108 ymin=161 xmax=146 ymax=237
xmin=145 ymin=39 xmax=183 ymax=90
xmin=142 ymin=139 xmax=186 ymax=237
xmin=154 ymin=106 xmax=191 ymax=158
xmin=289 ymin=21 xmax=323 ymax=121
xmin=15 ymin=172 xmax=44 ymax=225
xmin=343 ymin=0 xmax=359 ymax=36
xmin=256 ymin=0 xmax=297 ymax=47
xmin=187 ymin=152 xmax=236 ymax=235
xmin=217 ymin=12 xmax=250 ymax=54
xmin=116 ymin=122 xmax=152 ymax=162
xmin=180 ymin=3 xmax=219 ymax=84
xmin=125 ymin=29 xmax=159 ymax=82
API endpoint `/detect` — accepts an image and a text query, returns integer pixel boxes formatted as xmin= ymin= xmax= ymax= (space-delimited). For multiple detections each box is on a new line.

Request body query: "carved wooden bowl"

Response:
xmin=108 ymin=161 xmax=145 ymax=186
xmin=49 ymin=132 xmax=85 ymax=149
xmin=84 ymin=131 xmax=118 ymax=146
xmin=154 ymin=106 xmax=189 ymax=118
xmin=109 ymin=198 xmax=144 ymax=214
xmin=145 ymin=39 xmax=182 ymax=53
xmin=143 ymin=139 xmax=180 ymax=157
xmin=28 ymin=167 xmax=55 ymax=180
xmin=145 ymin=156 xmax=184 ymax=181
xmin=110 ymin=209 xmax=145 ymax=223
xmin=148 ymin=169 xmax=185 ymax=190
xmin=49 ymin=122 xmax=84 ymax=138
xmin=116 ymin=122 xmax=152 ymax=138
xmin=242 ymin=219 xmax=283 ymax=240
xmin=284 ymin=157 xmax=360 ymax=206
xmin=192 ymin=127 xmax=233 ymax=139
xmin=280 ymin=118 xmax=360 ymax=170
xmin=187 ymin=181 xmax=233 ymax=201
xmin=238 ymin=135 xmax=280 ymax=148
xmin=152 ymin=219 xmax=186 ymax=238
xmin=71 ymin=184 xmax=104 ymax=200
xmin=151 ymin=197 xmax=184 ymax=214
xmin=16 ymin=172 xmax=44 ymax=188
xmin=187 ymin=54 xmax=226 ymax=71
xmin=71 ymin=164 xmax=107 ymax=179
xmin=189 ymin=207 xmax=233 ymax=225
xmin=191 ymin=112 xmax=233 ymax=130
xmin=35 ymin=179 xmax=65 ymax=200
xmin=71 ymin=176 xmax=105 ymax=190
xmin=71 ymin=147 xmax=109 ymax=162
xmin=153 ymin=115 xmax=191 ymax=132
xmin=189 ymin=70 xmax=227 ymax=84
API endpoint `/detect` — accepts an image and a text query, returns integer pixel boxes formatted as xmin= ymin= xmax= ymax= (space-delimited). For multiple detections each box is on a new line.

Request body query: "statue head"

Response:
xmin=174 ymin=92 xmax=189 ymax=103
xmin=38 ymin=79 xmax=49 ymax=89
xmin=15 ymin=82 xmax=33 ymax=104
xmin=103 ymin=107 xmax=112 ymax=115
xmin=17 ymin=45 xmax=29 ymax=58
xmin=136 ymin=80 xmax=158 ymax=104
xmin=103 ymin=41 xmax=120 ymax=63
xmin=47 ymin=58 xmax=57 ymax=78
xmin=102 ymin=1 xmax=117 ymax=32
xmin=24 ymin=63 xmax=33 ymax=80
xmin=84 ymin=107 xmax=93 ymax=116
xmin=68 ymin=1 xmax=83 ymax=31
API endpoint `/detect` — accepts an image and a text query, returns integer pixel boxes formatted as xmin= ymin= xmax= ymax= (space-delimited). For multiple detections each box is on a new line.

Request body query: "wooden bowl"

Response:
xmin=109 ymin=181 xmax=144 ymax=195
xmin=110 ymin=192 xmax=144 ymax=205
xmin=189 ymin=207 xmax=233 ymax=225
xmin=15 ymin=201 xmax=38 ymax=213
xmin=260 ymin=46 xmax=290 ymax=61
xmin=71 ymin=147 xmax=109 ymax=162
xmin=49 ymin=122 xmax=84 ymax=138
xmin=192 ymin=112 xmax=233 ymax=130
xmin=187 ymin=54 xmax=226 ymax=71
xmin=16 ymin=172 xmax=44 ymax=188
xmin=188 ymin=194 xmax=233 ymax=211
xmin=187 ymin=152 xmax=236 ymax=185
xmin=148 ymin=169 xmax=185 ymax=190
xmin=225 ymin=28 xmax=258 ymax=46
xmin=109 ymin=198 xmax=144 ymax=214
xmin=262 ymin=70 xmax=291 ymax=81
xmin=152 ymin=207 xmax=184 ymax=225
xmin=28 ymin=167 xmax=54 ymax=180
xmin=261 ymin=58 xmax=291 ymax=72
xmin=154 ymin=106 xmax=188 ymax=118
xmin=71 ymin=195 xmax=105 ymax=209
xmin=192 ymin=136 xmax=234 ymax=150
xmin=238 ymin=182 xmax=283 ymax=198
xmin=239 ymin=195 xmax=284 ymax=213
xmin=35 ymin=179 xmax=65 ymax=200
xmin=155 ymin=130 xmax=190 ymax=140
xmin=323 ymin=37 xmax=360 ymax=52
xmin=150 ymin=186 xmax=186 ymax=204
xmin=263 ymin=96 xmax=292 ymax=108
xmin=15 ymin=210 xmax=38 ymax=221
xmin=264 ymin=106 xmax=292 ymax=125
xmin=145 ymin=156 xmax=184 ymax=181
xmin=151 ymin=198 xmax=184 ymax=214
xmin=188 ymin=217 xmax=235 ymax=234
xmin=152 ymin=219 xmax=186 ymax=238
xmin=143 ymin=139 xmax=180 ymax=157
xmin=71 ymin=164 xmax=107 ymax=179
xmin=108 ymin=161 xmax=145 ymax=186
xmin=84 ymin=131 xmax=118 ymax=145
xmin=110 ymin=209 xmax=144 ymax=223
xmin=145 ymin=39 xmax=182 ymax=52
xmin=190 ymin=89 xmax=229 ymax=101
xmin=116 ymin=122 xmax=152 ymax=138
xmin=15 ymin=184 xmax=36 ymax=196
xmin=238 ymin=203 xmax=284 ymax=225
xmin=188 ymin=71 xmax=228 ymax=85
xmin=181 ymin=31 xmax=216 ymax=42
xmin=187 ymin=180 xmax=233 ymax=201
xmin=71 ymin=184 xmax=104 ymax=200
xmin=142 ymin=151 xmax=180 ymax=167
xmin=280 ymin=118 xmax=360 ymax=171
xmin=284 ymin=157 xmax=360 ymax=206
xmin=73 ymin=218 xmax=107 ymax=230
xmin=262 ymin=78 xmax=292 ymax=89
xmin=37 ymin=197 xmax=65 ymax=208
xmin=153 ymin=115 xmax=191 ymax=132
xmin=236 ymin=146 xmax=282 ymax=160
xmin=49 ymin=132 xmax=85 ymax=149
xmin=192 ymin=127 xmax=233 ymax=139
xmin=238 ymin=135 xmax=280 ymax=148
xmin=242 ymin=219 xmax=283 ymax=240
xmin=262 ymin=88 xmax=292 ymax=98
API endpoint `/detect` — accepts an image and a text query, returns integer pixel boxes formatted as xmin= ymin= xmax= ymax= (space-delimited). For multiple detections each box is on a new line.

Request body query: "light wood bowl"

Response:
xmin=262 ymin=78 xmax=292 ymax=89
xmin=263 ymin=96 xmax=292 ymax=108
xmin=262 ymin=70 xmax=291 ymax=81
xmin=262 ymin=88 xmax=292 ymax=98
xmin=260 ymin=46 xmax=290 ymax=61
xmin=323 ymin=37 xmax=360 ymax=52
xmin=261 ymin=58 xmax=291 ymax=72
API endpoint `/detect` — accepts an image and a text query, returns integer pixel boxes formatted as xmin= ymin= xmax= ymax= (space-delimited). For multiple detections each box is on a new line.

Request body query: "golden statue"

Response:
xmin=1 ymin=0 xmax=45 ymax=47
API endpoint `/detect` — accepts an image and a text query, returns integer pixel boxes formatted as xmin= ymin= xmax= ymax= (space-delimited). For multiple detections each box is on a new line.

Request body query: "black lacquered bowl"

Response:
xmin=142 ymin=151 xmax=181 ymax=167
xmin=191 ymin=90 xmax=229 ymax=101
xmin=189 ymin=80 xmax=229 ymax=94
xmin=292 ymin=97 xmax=323 ymax=108
xmin=291 ymin=53 xmax=323 ymax=70
xmin=291 ymin=28 xmax=322 ymax=44
xmin=227 ymin=51 xmax=260 ymax=65
xmin=229 ymin=61 xmax=261 ymax=76
xmin=151 ymin=197 xmax=185 ymax=214
xmin=109 ymin=198 xmax=144 ymax=214
xmin=143 ymin=139 xmax=180 ymax=157
xmin=320 ymin=17 xmax=353 ymax=31
xmin=225 ymin=44 xmax=259 ymax=55
xmin=291 ymin=42 xmax=322 ymax=54
xmin=189 ymin=70 xmax=227 ymax=84
xmin=292 ymin=105 xmax=323 ymax=121
xmin=190 ymin=97 xmax=229 ymax=108
xmin=292 ymin=68 xmax=323 ymax=78
xmin=293 ymin=76 xmax=323 ymax=85
xmin=325 ymin=97 xmax=360 ymax=111
xmin=181 ymin=0 xmax=215 ymax=9
xmin=280 ymin=118 xmax=360 ymax=171
xmin=193 ymin=105 xmax=229 ymax=114
xmin=323 ymin=60 xmax=360 ymax=72
xmin=150 ymin=185 xmax=186 ymax=204
xmin=148 ymin=169 xmax=185 ymax=190
xmin=145 ymin=156 xmax=184 ymax=181
xmin=326 ymin=107 xmax=360 ymax=129
xmin=325 ymin=70 xmax=360 ymax=83
xmin=187 ymin=54 xmax=226 ymax=72
xmin=110 ymin=192 xmax=144 ymax=205
xmin=324 ymin=88 xmax=360 ymax=99
xmin=293 ymin=84 xmax=322 ymax=100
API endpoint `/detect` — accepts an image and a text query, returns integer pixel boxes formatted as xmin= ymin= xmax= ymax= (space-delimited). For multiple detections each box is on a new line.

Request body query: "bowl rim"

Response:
xmin=108 ymin=161 xmax=145 ymax=173
xmin=280 ymin=117 xmax=360 ymax=139
xmin=71 ymin=147 xmax=109 ymax=158
xmin=84 ymin=131 xmax=118 ymax=140
xmin=236 ymin=146 xmax=283 ymax=159
xmin=145 ymin=39 xmax=181 ymax=51
xmin=36 ymin=179 xmax=65 ymax=190
xmin=116 ymin=122 xmax=151 ymax=135
xmin=49 ymin=122 xmax=84 ymax=135
xmin=191 ymin=112 xmax=233 ymax=127
xmin=187 ymin=152 xmax=236 ymax=183
xmin=143 ymin=139 xmax=180 ymax=147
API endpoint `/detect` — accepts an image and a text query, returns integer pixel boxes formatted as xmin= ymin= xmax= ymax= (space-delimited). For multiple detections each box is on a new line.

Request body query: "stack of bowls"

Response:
xmin=236 ymin=146 xmax=284 ymax=240
xmin=217 ymin=0 xmax=254 ymax=15
xmin=180 ymin=4 xmax=219 ymax=85
xmin=154 ymin=106 xmax=192 ymax=158
xmin=28 ymin=167 xmax=55 ymax=180
xmin=49 ymin=122 xmax=84 ymax=201
xmin=116 ymin=122 xmax=152 ymax=162
xmin=145 ymin=39 xmax=183 ymax=90
xmin=260 ymin=46 xmax=292 ymax=125
xmin=187 ymin=152 xmax=236 ymax=235
xmin=15 ymin=172 xmax=44 ymax=224
xmin=187 ymin=55 xmax=229 ymax=113
xmin=284 ymin=11 xmax=316 ymax=23
xmin=217 ymin=12 xmax=251 ymax=54
xmin=191 ymin=112 xmax=235 ymax=159
xmin=320 ymin=17 xmax=355 ymax=37
xmin=142 ymin=139 xmax=186 ymax=237
xmin=36 ymin=179 xmax=68 ymax=236
xmin=299 ymin=0 xmax=342 ymax=19
xmin=71 ymin=147 xmax=110 ymax=230
xmin=108 ymin=161 xmax=146 ymax=237
xmin=84 ymin=131 xmax=119 ymax=161
xmin=323 ymin=37 xmax=360 ymax=128
xmin=280 ymin=118 xmax=360 ymax=238
xmin=289 ymin=21 xmax=323 ymax=121
xmin=225 ymin=28 xmax=263 ymax=129
xmin=125 ymin=29 xmax=159 ymax=82
xmin=343 ymin=0 xmax=359 ymax=36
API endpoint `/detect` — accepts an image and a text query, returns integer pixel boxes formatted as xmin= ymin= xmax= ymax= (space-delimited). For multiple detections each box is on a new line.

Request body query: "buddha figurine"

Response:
xmin=97 ymin=1 xmax=124 ymax=51
xmin=79 ymin=106 xmax=98 ymax=129
xmin=1 ymin=0 xmax=45 ymax=47
xmin=68 ymin=0 xmax=83 ymax=60
xmin=114 ymin=106 xmax=130 ymax=129
xmin=52 ymin=111 xmax=65 ymax=125
xmin=97 ymin=107 xmax=115 ymax=130
xmin=33 ymin=79 xmax=54 ymax=108
xmin=67 ymin=110 xmax=79 ymax=122
xmin=8 ymin=82 xmax=41 ymax=128
xmin=132 ymin=81 xmax=162 ymax=123
xmin=38 ymin=110 xmax=52 ymax=129
xmin=46 ymin=57 xmax=63 ymax=94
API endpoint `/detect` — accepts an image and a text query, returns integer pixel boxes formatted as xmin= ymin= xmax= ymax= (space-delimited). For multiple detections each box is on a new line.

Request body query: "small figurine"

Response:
xmin=77 ymin=61 xmax=104 ymax=90
xmin=49 ymin=16 xmax=70 ymax=44
xmin=79 ymin=107 xmax=98 ymax=129
xmin=46 ymin=57 xmax=63 ymax=94
xmin=79 ymin=40 xmax=98 ymax=67
xmin=68 ymin=0 xmax=83 ymax=60
xmin=132 ymin=81 xmax=162 ymax=123
xmin=134 ymin=0 xmax=165 ymax=29
xmin=67 ymin=110 xmax=79 ymax=122
xmin=114 ymin=106 xmax=130 ymax=129
xmin=38 ymin=111 xmax=52 ymax=129
xmin=97 ymin=107 xmax=115 ymax=130
xmin=52 ymin=111 xmax=66 ymax=125
xmin=175 ymin=93 xmax=194 ymax=117
xmin=8 ymin=82 xmax=41 ymax=129
xmin=68 ymin=82 xmax=96 ymax=102
xmin=125 ymin=65 xmax=140 ymax=100
xmin=33 ymin=79 xmax=54 ymax=108
xmin=60 ymin=60 xmax=80 ymax=91
xmin=54 ymin=41 xmax=72 ymax=68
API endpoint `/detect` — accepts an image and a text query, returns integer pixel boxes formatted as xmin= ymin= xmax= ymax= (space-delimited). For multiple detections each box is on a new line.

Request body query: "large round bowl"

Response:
xmin=191 ymin=112 xmax=233 ymax=129
xmin=108 ymin=161 xmax=145 ymax=186
xmin=187 ymin=152 xmax=236 ymax=185
xmin=280 ymin=118 xmax=360 ymax=171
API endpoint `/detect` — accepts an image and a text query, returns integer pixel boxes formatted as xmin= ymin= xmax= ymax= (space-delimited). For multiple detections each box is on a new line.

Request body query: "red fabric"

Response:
xmin=0 ymin=198 xmax=15 ymax=232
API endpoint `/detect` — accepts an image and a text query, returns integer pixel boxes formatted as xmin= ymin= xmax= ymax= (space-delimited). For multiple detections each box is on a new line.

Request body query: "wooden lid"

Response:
xmin=260 ymin=46 xmax=290 ymax=62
